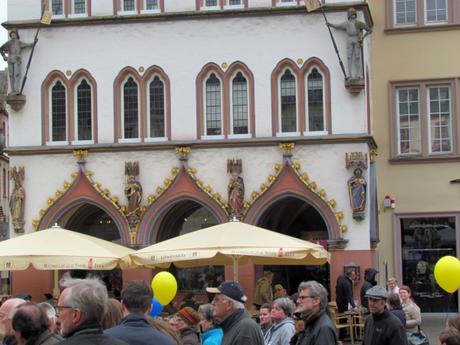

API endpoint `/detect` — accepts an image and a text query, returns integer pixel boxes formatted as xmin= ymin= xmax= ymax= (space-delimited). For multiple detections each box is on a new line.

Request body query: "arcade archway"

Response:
xmin=157 ymin=200 xmax=224 ymax=292
xmin=257 ymin=196 xmax=330 ymax=295
xmin=56 ymin=203 xmax=123 ymax=298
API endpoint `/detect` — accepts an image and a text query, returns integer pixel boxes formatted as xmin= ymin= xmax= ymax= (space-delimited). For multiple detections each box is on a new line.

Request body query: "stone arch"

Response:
xmin=38 ymin=170 xmax=130 ymax=245
xmin=137 ymin=166 xmax=228 ymax=245
xmin=244 ymin=162 xmax=343 ymax=244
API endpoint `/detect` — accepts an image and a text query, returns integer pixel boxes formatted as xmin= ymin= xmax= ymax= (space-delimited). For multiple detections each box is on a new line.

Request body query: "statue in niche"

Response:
xmin=227 ymin=159 xmax=244 ymax=219
xmin=347 ymin=168 xmax=367 ymax=221
xmin=327 ymin=8 xmax=372 ymax=81
xmin=124 ymin=161 xmax=142 ymax=228
xmin=0 ymin=29 xmax=36 ymax=95
xmin=10 ymin=166 xmax=25 ymax=232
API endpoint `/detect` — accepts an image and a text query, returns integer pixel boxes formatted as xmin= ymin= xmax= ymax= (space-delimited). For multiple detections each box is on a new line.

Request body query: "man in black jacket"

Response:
xmin=105 ymin=280 xmax=175 ymax=345
xmin=336 ymin=270 xmax=357 ymax=313
xmin=291 ymin=281 xmax=337 ymax=345
xmin=55 ymin=276 xmax=128 ymax=345
xmin=207 ymin=280 xmax=264 ymax=345
xmin=362 ymin=285 xmax=408 ymax=345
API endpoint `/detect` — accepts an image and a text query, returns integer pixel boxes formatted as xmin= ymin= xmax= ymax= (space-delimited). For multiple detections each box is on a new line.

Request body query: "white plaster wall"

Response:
xmin=165 ymin=0 xmax=197 ymax=12
xmin=7 ymin=0 xmax=39 ymax=22
xmin=92 ymin=1 xmax=114 ymax=17
xmin=12 ymin=142 xmax=371 ymax=250
xmin=9 ymin=11 xmax=368 ymax=146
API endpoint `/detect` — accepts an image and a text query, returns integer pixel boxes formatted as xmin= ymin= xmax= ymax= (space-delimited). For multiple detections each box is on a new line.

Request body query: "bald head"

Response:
xmin=0 ymin=298 xmax=25 ymax=335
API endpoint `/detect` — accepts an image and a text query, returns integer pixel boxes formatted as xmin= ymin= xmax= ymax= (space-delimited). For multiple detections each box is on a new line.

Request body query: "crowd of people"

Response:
xmin=0 ymin=271 xmax=459 ymax=345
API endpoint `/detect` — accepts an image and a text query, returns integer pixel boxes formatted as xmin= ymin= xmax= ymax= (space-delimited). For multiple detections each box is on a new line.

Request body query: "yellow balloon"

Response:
xmin=434 ymin=256 xmax=460 ymax=293
xmin=151 ymin=271 xmax=178 ymax=305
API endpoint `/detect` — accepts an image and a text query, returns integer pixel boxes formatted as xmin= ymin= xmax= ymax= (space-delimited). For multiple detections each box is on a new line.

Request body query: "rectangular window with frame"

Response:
xmin=394 ymin=0 xmax=417 ymax=25
xmin=73 ymin=0 xmax=86 ymax=14
xmin=393 ymin=81 xmax=454 ymax=159
xmin=146 ymin=0 xmax=159 ymax=10
xmin=425 ymin=0 xmax=447 ymax=23
xmin=399 ymin=216 xmax=458 ymax=312
xmin=51 ymin=0 xmax=64 ymax=15
xmin=397 ymin=87 xmax=421 ymax=155
xmin=428 ymin=86 xmax=451 ymax=153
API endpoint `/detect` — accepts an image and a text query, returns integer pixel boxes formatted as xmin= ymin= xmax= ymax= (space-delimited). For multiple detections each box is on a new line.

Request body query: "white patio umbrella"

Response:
xmin=131 ymin=220 xmax=330 ymax=280
xmin=0 ymin=225 xmax=136 ymax=295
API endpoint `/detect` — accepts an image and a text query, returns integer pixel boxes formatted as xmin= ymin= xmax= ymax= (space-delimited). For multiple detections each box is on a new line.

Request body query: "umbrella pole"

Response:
xmin=53 ymin=270 xmax=59 ymax=299
xmin=232 ymin=256 xmax=241 ymax=281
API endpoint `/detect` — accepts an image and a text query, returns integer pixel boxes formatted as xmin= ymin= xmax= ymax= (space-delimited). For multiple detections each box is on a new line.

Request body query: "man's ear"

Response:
xmin=121 ymin=303 xmax=130 ymax=316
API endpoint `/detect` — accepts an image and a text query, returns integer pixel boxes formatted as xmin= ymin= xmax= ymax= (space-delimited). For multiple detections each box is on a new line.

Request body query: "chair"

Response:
xmin=328 ymin=302 xmax=354 ymax=344
xmin=352 ymin=314 xmax=365 ymax=340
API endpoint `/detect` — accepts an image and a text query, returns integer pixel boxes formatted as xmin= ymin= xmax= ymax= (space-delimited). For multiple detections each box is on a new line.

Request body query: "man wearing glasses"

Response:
xmin=291 ymin=281 xmax=337 ymax=345
xmin=206 ymin=280 xmax=264 ymax=345
xmin=54 ymin=276 xmax=128 ymax=345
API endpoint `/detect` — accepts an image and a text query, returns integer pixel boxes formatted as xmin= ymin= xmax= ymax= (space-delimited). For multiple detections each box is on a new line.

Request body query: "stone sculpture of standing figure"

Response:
xmin=327 ymin=8 xmax=372 ymax=81
xmin=227 ymin=159 xmax=244 ymax=218
xmin=347 ymin=167 xmax=367 ymax=220
xmin=10 ymin=166 xmax=25 ymax=232
xmin=0 ymin=30 xmax=36 ymax=95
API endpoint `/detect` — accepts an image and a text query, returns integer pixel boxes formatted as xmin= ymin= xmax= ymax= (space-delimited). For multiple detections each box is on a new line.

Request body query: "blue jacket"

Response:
xmin=201 ymin=327 xmax=223 ymax=345
xmin=105 ymin=314 xmax=176 ymax=345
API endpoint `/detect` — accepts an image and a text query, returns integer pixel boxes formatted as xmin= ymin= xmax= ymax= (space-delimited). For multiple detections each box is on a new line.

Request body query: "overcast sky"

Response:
xmin=1 ymin=2 xmax=7 ymax=69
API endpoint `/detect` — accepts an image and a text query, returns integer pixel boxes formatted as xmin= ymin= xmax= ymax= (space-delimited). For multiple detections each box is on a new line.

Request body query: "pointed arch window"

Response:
xmin=205 ymin=73 xmax=222 ymax=136
xmin=306 ymin=68 xmax=325 ymax=133
xmin=75 ymin=79 xmax=92 ymax=141
xmin=123 ymin=77 xmax=139 ymax=139
xmin=231 ymin=72 xmax=248 ymax=135
xmin=280 ymin=69 xmax=297 ymax=133
xmin=148 ymin=76 xmax=165 ymax=138
xmin=51 ymin=80 xmax=67 ymax=142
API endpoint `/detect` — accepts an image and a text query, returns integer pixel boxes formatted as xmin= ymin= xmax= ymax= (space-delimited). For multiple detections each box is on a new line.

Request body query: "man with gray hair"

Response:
xmin=292 ymin=281 xmax=337 ymax=345
xmin=39 ymin=302 xmax=59 ymax=335
xmin=55 ymin=276 xmax=128 ymax=345
xmin=206 ymin=280 xmax=264 ymax=345
xmin=0 ymin=297 xmax=25 ymax=345
xmin=264 ymin=297 xmax=295 ymax=345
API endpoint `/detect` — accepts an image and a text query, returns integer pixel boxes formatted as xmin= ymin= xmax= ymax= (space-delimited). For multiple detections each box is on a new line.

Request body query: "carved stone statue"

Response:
xmin=10 ymin=166 xmax=25 ymax=232
xmin=124 ymin=162 xmax=142 ymax=228
xmin=327 ymin=8 xmax=372 ymax=81
xmin=347 ymin=168 xmax=367 ymax=221
xmin=227 ymin=159 xmax=244 ymax=218
xmin=0 ymin=30 xmax=36 ymax=95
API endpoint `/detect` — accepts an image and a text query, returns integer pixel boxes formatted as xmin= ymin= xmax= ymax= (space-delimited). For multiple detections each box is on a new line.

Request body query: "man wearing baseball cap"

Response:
xmin=206 ymin=280 xmax=264 ymax=345
xmin=362 ymin=285 xmax=408 ymax=345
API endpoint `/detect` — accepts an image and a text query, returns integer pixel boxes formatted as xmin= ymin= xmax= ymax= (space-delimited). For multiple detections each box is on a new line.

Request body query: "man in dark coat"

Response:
xmin=12 ymin=302 xmax=62 ymax=345
xmin=105 ymin=280 xmax=175 ymax=345
xmin=335 ymin=270 xmax=356 ymax=313
xmin=362 ymin=285 xmax=408 ymax=345
xmin=207 ymin=280 xmax=264 ymax=345
xmin=360 ymin=268 xmax=378 ymax=314
xmin=55 ymin=276 xmax=128 ymax=345
xmin=292 ymin=281 xmax=337 ymax=345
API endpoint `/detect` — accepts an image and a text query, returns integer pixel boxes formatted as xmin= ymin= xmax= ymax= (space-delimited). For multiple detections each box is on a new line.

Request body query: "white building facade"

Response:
xmin=3 ymin=0 xmax=376 ymax=302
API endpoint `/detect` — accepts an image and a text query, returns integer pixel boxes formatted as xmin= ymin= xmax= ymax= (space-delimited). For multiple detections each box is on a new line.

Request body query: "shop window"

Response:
xmin=400 ymin=216 xmax=458 ymax=312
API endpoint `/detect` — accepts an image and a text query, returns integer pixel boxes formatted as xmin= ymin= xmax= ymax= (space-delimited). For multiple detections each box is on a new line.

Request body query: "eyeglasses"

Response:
xmin=298 ymin=295 xmax=316 ymax=301
xmin=54 ymin=305 xmax=74 ymax=313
